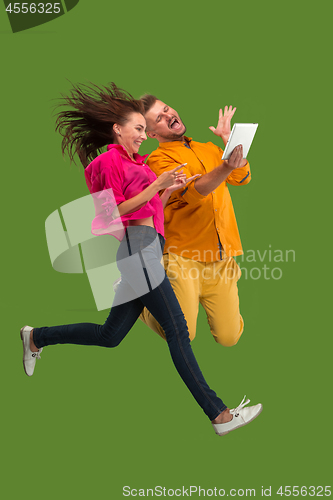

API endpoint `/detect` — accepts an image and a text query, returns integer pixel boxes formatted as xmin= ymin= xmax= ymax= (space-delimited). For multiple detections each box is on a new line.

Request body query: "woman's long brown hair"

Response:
xmin=55 ymin=82 xmax=144 ymax=168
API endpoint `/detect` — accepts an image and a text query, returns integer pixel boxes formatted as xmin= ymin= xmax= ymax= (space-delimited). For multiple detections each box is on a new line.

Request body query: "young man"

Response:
xmin=140 ymin=97 xmax=251 ymax=347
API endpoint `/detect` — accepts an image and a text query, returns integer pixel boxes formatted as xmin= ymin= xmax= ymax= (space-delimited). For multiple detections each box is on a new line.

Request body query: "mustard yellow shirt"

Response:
xmin=146 ymin=137 xmax=251 ymax=261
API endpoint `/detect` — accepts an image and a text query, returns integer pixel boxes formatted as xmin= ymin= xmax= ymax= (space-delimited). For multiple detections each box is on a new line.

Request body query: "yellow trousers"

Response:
xmin=140 ymin=252 xmax=244 ymax=346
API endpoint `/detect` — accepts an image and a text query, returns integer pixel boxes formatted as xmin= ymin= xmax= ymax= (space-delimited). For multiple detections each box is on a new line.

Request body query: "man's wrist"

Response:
xmin=221 ymin=134 xmax=230 ymax=147
xmin=219 ymin=162 xmax=235 ymax=179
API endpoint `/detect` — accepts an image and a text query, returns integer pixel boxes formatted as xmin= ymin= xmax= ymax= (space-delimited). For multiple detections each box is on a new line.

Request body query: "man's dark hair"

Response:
xmin=140 ymin=94 xmax=158 ymax=114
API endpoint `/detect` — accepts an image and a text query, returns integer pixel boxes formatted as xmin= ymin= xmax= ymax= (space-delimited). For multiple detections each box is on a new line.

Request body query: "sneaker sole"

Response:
xmin=216 ymin=404 xmax=263 ymax=436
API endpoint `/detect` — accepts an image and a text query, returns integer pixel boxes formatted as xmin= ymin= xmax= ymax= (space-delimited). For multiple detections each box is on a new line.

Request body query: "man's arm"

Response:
xmin=159 ymin=172 xmax=201 ymax=208
xmin=194 ymin=145 xmax=245 ymax=196
xmin=226 ymin=161 xmax=251 ymax=186
xmin=147 ymin=153 xmax=206 ymax=206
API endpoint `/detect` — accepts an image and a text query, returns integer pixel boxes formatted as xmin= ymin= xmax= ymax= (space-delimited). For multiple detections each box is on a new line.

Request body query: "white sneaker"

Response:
xmin=113 ymin=277 xmax=122 ymax=292
xmin=20 ymin=325 xmax=43 ymax=377
xmin=212 ymin=396 xmax=262 ymax=436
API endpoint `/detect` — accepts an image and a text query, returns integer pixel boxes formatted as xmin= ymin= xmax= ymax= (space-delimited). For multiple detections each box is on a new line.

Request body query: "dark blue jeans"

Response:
xmin=34 ymin=226 xmax=226 ymax=420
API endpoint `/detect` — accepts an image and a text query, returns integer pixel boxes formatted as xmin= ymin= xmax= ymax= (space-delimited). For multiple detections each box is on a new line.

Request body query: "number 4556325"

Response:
xmin=5 ymin=3 xmax=61 ymax=14
xmin=277 ymin=486 xmax=331 ymax=496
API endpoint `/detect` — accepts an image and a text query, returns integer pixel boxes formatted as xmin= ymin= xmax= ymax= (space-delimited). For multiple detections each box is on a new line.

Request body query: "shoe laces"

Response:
xmin=230 ymin=395 xmax=250 ymax=417
xmin=32 ymin=348 xmax=43 ymax=359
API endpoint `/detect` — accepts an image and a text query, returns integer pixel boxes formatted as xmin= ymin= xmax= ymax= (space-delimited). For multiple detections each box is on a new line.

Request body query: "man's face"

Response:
xmin=145 ymin=100 xmax=186 ymax=143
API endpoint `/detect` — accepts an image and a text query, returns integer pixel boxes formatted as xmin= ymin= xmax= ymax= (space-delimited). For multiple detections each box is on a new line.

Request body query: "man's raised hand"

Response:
xmin=209 ymin=106 xmax=236 ymax=146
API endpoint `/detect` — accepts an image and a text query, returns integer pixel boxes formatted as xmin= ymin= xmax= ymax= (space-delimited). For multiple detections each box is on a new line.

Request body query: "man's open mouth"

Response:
xmin=169 ymin=117 xmax=182 ymax=130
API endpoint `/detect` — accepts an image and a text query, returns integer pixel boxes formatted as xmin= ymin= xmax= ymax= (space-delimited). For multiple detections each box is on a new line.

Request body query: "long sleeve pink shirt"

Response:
xmin=84 ymin=144 xmax=164 ymax=240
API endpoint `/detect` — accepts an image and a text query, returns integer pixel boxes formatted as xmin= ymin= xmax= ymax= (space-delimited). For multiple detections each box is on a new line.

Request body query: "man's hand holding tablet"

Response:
xmin=222 ymin=123 xmax=258 ymax=160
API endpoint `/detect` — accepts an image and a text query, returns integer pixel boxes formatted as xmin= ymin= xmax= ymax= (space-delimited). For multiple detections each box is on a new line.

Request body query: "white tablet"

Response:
xmin=221 ymin=123 xmax=258 ymax=160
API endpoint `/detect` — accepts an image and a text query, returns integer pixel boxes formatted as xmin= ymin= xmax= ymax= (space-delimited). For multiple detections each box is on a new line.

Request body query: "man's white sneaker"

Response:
xmin=212 ymin=396 xmax=262 ymax=436
xmin=20 ymin=325 xmax=43 ymax=377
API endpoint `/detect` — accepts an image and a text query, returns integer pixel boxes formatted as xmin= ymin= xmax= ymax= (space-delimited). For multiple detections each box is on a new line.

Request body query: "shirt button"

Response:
xmin=213 ymin=191 xmax=215 ymax=194
xmin=215 ymin=209 xmax=217 ymax=212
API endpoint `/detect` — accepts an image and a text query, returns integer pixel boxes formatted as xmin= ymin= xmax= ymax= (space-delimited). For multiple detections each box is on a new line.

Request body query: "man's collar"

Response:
xmin=158 ymin=136 xmax=192 ymax=148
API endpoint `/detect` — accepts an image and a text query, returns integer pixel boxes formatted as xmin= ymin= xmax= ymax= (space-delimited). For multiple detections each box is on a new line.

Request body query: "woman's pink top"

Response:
xmin=84 ymin=144 xmax=164 ymax=240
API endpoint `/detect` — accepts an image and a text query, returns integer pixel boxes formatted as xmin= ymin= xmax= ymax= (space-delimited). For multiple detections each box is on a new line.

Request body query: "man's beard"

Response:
xmin=163 ymin=120 xmax=186 ymax=141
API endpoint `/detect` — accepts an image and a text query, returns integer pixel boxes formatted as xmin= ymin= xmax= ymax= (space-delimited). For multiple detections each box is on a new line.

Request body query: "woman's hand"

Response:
xmin=155 ymin=164 xmax=188 ymax=190
xmin=166 ymin=172 xmax=201 ymax=194
xmin=159 ymin=168 xmax=201 ymax=208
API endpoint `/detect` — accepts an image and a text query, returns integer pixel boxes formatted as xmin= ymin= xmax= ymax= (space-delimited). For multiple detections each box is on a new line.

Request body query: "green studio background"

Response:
xmin=1 ymin=0 xmax=332 ymax=498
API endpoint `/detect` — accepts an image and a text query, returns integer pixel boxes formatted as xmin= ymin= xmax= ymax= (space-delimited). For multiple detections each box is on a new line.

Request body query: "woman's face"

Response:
xmin=114 ymin=112 xmax=147 ymax=158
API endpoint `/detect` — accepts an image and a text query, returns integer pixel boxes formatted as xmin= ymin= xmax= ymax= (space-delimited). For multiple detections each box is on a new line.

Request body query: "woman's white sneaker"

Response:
xmin=212 ymin=396 xmax=262 ymax=436
xmin=20 ymin=325 xmax=43 ymax=376
xmin=113 ymin=277 xmax=122 ymax=292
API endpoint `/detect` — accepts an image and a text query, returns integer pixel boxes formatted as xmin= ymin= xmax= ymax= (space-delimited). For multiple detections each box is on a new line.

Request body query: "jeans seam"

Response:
xmin=156 ymin=282 xmax=223 ymax=415
xmin=100 ymin=300 xmax=143 ymax=347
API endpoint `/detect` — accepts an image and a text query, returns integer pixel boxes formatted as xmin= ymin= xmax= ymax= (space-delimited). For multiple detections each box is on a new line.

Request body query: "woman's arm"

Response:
xmin=116 ymin=182 xmax=159 ymax=217
xmin=159 ymin=187 xmax=173 ymax=210
xmin=114 ymin=164 xmax=187 ymax=217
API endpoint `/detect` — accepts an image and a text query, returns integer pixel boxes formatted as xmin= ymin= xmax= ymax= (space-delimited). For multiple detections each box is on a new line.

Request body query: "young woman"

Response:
xmin=20 ymin=83 xmax=262 ymax=436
